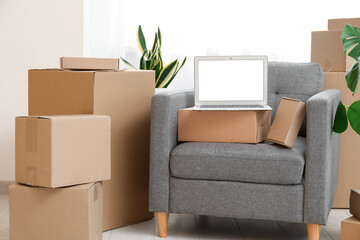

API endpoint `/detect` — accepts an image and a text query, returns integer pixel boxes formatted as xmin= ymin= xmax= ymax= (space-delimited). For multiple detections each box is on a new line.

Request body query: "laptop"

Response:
xmin=194 ymin=55 xmax=271 ymax=110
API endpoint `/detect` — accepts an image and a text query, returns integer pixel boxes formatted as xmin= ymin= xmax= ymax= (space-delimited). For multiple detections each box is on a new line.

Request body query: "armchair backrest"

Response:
xmin=267 ymin=62 xmax=324 ymax=136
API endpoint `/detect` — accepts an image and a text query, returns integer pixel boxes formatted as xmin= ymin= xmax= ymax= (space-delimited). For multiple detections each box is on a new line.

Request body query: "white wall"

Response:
xmin=0 ymin=0 xmax=83 ymax=181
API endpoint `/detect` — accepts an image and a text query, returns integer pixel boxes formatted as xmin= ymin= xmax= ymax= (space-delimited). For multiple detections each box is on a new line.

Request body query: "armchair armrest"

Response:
xmin=149 ymin=90 xmax=194 ymax=212
xmin=304 ymin=89 xmax=341 ymax=224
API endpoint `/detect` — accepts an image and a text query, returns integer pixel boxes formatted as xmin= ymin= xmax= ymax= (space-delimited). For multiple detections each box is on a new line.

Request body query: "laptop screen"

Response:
xmin=198 ymin=59 xmax=264 ymax=101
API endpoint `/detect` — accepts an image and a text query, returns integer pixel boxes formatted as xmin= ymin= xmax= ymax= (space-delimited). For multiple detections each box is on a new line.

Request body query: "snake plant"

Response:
xmin=333 ymin=24 xmax=360 ymax=135
xmin=121 ymin=25 xmax=186 ymax=88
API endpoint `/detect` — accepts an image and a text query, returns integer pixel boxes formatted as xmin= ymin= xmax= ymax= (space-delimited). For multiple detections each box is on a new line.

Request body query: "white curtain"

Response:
xmin=84 ymin=0 xmax=360 ymax=90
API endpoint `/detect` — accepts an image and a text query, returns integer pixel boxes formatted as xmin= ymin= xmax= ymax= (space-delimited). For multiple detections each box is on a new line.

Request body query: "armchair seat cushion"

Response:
xmin=170 ymin=137 xmax=306 ymax=185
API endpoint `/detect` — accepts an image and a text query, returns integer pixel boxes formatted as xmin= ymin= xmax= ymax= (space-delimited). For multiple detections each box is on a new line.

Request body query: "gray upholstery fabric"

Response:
xmin=304 ymin=89 xmax=341 ymax=225
xmin=169 ymin=178 xmax=303 ymax=223
xmin=149 ymin=90 xmax=194 ymax=212
xmin=170 ymin=137 xmax=306 ymax=185
xmin=267 ymin=62 xmax=323 ymax=136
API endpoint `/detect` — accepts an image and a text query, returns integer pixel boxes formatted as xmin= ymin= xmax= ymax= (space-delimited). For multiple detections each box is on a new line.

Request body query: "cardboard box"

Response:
xmin=350 ymin=189 xmax=360 ymax=219
xmin=60 ymin=57 xmax=119 ymax=70
xmin=341 ymin=217 xmax=360 ymax=240
xmin=323 ymin=72 xmax=360 ymax=208
xmin=266 ymin=97 xmax=306 ymax=148
xmin=311 ymin=30 xmax=345 ymax=72
xmin=28 ymin=69 xmax=155 ymax=230
xmin=328 ymin=18 xmax=360 ymax=30
xmin=177 ymin=108 xmax=271 ymax=143
xmin=15 ymin=114 xmax=111 ymax=188
xmin=9 ymin=182 xmax=102 ymax=240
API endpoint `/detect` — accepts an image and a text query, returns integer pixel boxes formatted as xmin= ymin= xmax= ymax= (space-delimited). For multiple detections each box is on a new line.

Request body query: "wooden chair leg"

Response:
xmin=156 ymin=212 xmax=169 ymax=238
xmin=307 ymin=224 xmax=321 ymax=240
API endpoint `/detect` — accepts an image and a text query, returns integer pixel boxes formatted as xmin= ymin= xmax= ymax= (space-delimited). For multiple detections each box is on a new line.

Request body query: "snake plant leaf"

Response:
xmin=342 ymin=24 xmax=360 ymax=60
xmin=345 ymin=60 xmax=359 ymax=93
xmin=120 ymin=57 xmax=137 ymax=70
xmin=163 ymin=57 xmax=187 ymax=88
xmin=158 ymin=50 xmax=163 ymax=69
xmin=156 ymin=60 xmax=178 ymax=88
xmin=150 ymin=33 xmax=160 ymax=59
xmin=151 ymin=59 xmax=162 ymax=79
xmin=145 ymin=59 xmax=154 ymax=70
xmin=137 ymin=25 xmax=148 ymax=56
xmin=348 ymin=100 xmax=360 ymax=135
xmin=333 ymin=101 xmax=348 ymax=133
xmin=158 ymin=26 xmax=162 ymax=48
xmin=139 ymin=50 xmax=149 ymax=70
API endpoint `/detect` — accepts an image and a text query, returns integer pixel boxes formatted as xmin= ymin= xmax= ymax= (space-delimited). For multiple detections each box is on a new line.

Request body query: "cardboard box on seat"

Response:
xmin=328 ymin=18 xmax=360 ymax=30
xmin=9 ymin=182 xmax=103 ymax=240
xmin=311 ymin=30 xmax=345 ymax=72
xmin=266 ymin=97 xmax=306 ymax=148
xmin=60 ymin=57 xmax=119 ymax=70
xmin=341 ymin=217 xmax=360 ymax=240
xmin=28 ymin=69 xmax=155 ymax=231
xmin=15 ymin=115 xmax=111 ymax=188
xmin=178 ymin=108 xmax=271 ymax=143
xmin=324 ymin=72 xmax=360 ymax=208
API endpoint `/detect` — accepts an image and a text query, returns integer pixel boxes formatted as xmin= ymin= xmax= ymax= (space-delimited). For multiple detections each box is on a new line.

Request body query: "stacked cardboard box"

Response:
xmin=340 ymin=190 xmax=360 ymax=239
xmin=9 ymin=57 xmax=155 ymax=239
xmin=10 ymin=114 xmax=111 ymax=240
xmin=27 ymin=57 xmax=155 ymax=230
xmin=311 ymin=18 xmax=360 ymax=208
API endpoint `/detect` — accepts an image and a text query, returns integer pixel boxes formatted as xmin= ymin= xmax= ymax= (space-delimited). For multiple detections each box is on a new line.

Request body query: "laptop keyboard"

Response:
xmin=199 ymin=105 xmax=264 ymax=108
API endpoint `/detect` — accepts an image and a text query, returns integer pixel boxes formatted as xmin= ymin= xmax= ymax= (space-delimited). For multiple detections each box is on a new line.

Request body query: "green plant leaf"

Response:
xmin=333 ymin=101 xmax=348 ymax=133
xmin=139 ymin=50 xmax=149 ymax=70
xmin=156 ymin=60 xmax=178 ymax=88
xmin=345 ymin=60 xmax=360 ymax=93
xmin=348 ymin=100 xmax=360 ymax=135
xmin=163 ymin=57 xmax=187 ymax=88
xmin=150 ymin=33 xmax=160 ymax=59
xmin=120 ymin=57 xmax=137 ymax=70
xmin=158 ymin=26 xmax=162 ymax=48
xmin=342 ymin=24 xmax=360 ymax=60
xmin=145 ymin=59 xmax=154 ymax=70
xmin=137 ymin=25 xmax=147 ymax=55
xmin=151 ymin=59 xmax=162 ymax=79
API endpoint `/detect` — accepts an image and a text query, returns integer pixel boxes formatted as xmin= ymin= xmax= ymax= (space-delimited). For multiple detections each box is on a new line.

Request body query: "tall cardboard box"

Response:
xmin=311 ymin=30 xmax=345 ymax=72
xmin=178 ymin=108 xmax=271 ymax=143
xmin=9 ymin=182 xmax=102 ymax=240
xmin=15 ymin=115 xmax=111 ymax=188
xmin=328 ymin=18 xmax=360 ymax=30
xmin=341 ymin=217 xmax=360 ymax=240
xmin=28 ymin=69 xmax=155 ymax=230
xmin=60 ymin=57 xmax=119 ymax=70
xmin=323 ymin=72 xmax=360 ymax=208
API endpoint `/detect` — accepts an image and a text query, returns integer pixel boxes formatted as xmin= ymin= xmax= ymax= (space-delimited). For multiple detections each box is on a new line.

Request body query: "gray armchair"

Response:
xmin=149 ymin=62 xmax=341 ymax=240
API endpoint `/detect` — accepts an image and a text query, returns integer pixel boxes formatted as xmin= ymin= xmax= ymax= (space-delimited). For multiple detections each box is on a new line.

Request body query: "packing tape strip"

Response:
xmin=26 ymin=118 xmax=37 ymax=153
xmin=25 ymin=166 xmax=37 ymax=186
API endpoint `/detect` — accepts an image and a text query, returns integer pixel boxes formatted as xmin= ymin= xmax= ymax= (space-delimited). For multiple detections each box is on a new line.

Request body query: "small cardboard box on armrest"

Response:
xmin=177 ymin=108 xmax=271 ymax=143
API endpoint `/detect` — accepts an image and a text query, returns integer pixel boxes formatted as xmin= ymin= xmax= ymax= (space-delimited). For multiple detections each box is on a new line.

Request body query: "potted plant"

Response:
xmin=333 ymin=24 xmax=360 ymax=135
xmin=121 ymin=25 xmax=186 ymax=89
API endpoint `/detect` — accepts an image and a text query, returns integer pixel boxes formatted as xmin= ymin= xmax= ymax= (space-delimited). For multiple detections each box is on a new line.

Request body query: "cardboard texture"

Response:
xmin=28 ymin=69 xmax=155 ymax=231
xmin=177 ymin=108 xmax=271 ymax=143
xmin=266 ymin=97 xmax=306 ymax=148
xmin=350 ymin=189 xmax=360 ymax=219
xmin=311 ymin=30 xmax=345 ymax=72
xmin=60 ymin=57 xmax=119 ymax=70
xmin=341 ymin=217 xmax=360 ymax=240
xmin=323 ymin=72 xmax=360 ymax=208
xmin=9 ymin=182 xmax=103 ymax=240
xmin=15 ymin=114 xmax=111 ymax=188
xmin=328 ymin=18 xmax=360 ymax=30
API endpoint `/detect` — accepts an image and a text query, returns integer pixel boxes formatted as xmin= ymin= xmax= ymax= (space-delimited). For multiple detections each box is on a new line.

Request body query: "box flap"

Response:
xmin=60 ymin=57 xmax=119 ymax=70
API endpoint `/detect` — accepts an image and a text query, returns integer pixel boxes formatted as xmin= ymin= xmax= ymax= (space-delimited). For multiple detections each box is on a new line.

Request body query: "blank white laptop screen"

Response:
xmin=198 ymin=59 xmax=264 ymax=101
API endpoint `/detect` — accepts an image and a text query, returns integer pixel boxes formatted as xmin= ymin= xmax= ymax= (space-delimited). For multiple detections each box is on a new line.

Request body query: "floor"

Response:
xmin=0 ymin=185 xmax=350 ymax=240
